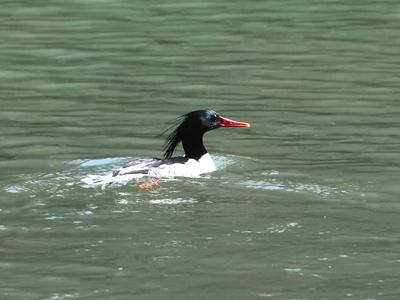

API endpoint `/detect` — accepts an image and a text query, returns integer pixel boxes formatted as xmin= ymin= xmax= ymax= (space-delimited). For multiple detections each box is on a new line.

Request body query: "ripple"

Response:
xmin=4 ymin=185 xmax=28 ymax=194
xmin=149 ymin=198 xmax=197 ymax=205
xmin=234 ymin=222 xmax=300 ymax=235
xmin=213 ymin=154 xmax=237 ymax=169
xmin=70 ymin=157 xmax=128 ymax=168
xmin=266 ymin=222 xmax=299 ymax=233
xmin=283 ymin=268 xmax=304 ymax=275
xmin=243 ymin=179 xmax=346 ymax=198
xmin=44 ymin=293 xmax=79 ymax=300
xmin=4 ymin=154 xmax=240 ymax=196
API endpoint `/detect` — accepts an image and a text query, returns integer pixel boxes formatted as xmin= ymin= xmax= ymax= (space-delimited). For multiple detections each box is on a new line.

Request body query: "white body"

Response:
xmin=81 ymin=153 xmax=216 ymax=187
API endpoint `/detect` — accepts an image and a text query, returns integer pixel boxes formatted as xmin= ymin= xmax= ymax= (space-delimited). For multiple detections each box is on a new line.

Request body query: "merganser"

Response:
xmin=81 ymin=109 xmax=250 ymax=187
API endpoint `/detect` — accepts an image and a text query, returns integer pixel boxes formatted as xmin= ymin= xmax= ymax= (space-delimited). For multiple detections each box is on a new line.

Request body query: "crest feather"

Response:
xmin=162 ymin=114 xmax=187 ymax=159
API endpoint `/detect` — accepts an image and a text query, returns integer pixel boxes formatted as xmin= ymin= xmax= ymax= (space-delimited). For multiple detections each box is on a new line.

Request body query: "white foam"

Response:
xmin=149 ymin=198 xmax=197 ymax=205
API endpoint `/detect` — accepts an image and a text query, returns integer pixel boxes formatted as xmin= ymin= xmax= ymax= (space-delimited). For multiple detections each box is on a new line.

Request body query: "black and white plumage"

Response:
xmin=81 ymin=109 xmax=250 ymax=187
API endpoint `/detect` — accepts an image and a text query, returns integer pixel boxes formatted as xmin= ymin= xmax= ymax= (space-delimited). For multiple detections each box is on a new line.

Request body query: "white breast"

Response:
xmin=148 ymin=153 xmax=216 ymax=178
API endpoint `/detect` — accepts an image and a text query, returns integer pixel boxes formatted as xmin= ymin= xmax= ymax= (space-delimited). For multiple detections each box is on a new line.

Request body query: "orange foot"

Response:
xmin=138 ymin=178 xmax=161 ymax=190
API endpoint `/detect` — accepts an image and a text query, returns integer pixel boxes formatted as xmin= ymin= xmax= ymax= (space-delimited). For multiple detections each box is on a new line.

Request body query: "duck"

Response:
xmin=81 ymin=109 xmax=250 ymax=187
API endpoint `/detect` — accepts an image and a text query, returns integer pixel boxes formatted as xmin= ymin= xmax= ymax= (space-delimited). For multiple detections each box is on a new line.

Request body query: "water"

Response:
xmin=1 ymin=0 xmax=400 ymax=299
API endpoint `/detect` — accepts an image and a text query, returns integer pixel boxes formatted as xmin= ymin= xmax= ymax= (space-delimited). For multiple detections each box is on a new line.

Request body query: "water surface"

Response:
xmin=1 ymin=0 xmax=400 ymax=299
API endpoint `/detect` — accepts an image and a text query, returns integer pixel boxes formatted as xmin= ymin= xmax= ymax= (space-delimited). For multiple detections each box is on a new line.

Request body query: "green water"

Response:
xmin=1 ymin=0 xmax=400 ymax=299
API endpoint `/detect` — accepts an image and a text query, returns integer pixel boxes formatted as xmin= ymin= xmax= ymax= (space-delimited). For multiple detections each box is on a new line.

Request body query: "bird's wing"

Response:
xmin=113 ymin=158 xmax=163 ymax=176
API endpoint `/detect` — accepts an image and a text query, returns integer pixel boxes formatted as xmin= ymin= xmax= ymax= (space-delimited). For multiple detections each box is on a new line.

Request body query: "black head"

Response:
xmin=163 ymin=109 xmax=250 ymax=159
xmin=181 ymin=109 xmax=222 ymax=133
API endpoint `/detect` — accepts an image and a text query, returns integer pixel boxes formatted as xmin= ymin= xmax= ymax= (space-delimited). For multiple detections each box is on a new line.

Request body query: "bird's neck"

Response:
xmin=181 ymin=132 xmax=207 ymax=160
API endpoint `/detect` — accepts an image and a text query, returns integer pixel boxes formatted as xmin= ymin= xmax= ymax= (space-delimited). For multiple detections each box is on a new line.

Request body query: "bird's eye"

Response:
xmin=211 ymin=114 xmax=218 ymax=121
